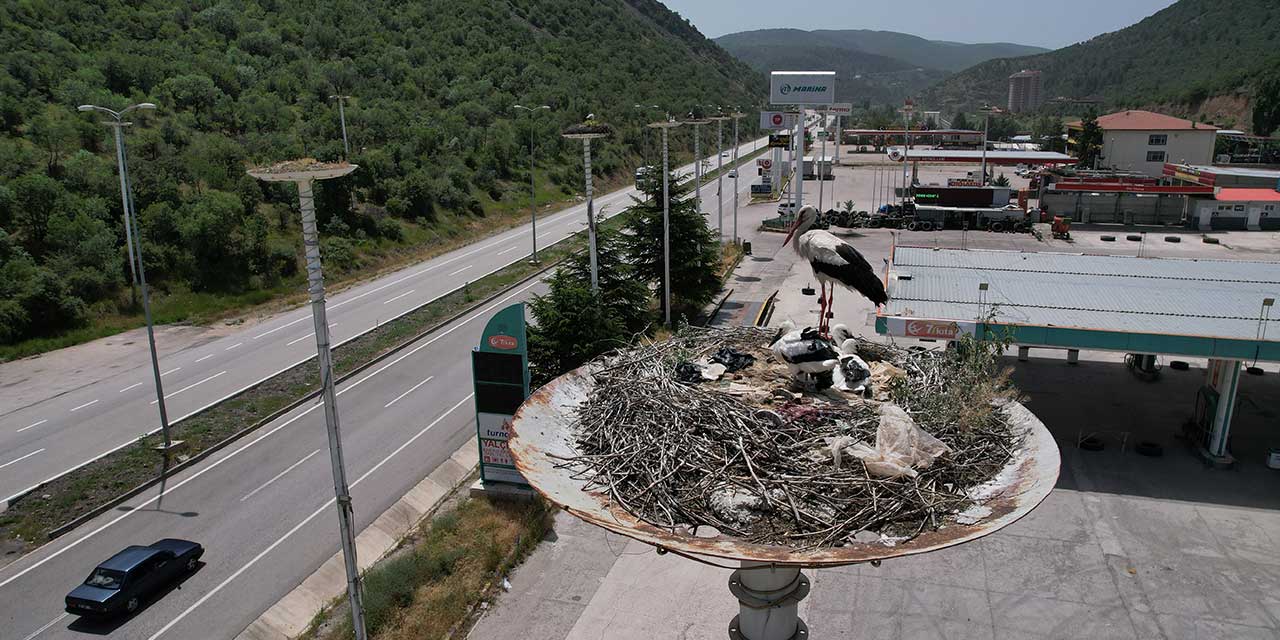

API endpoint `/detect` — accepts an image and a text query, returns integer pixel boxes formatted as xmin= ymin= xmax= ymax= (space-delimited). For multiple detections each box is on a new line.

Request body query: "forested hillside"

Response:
xmin=922 ymin=0 xmax=1280 ymax=122
xmin=0 ymin=0 xmax=764 ymax=351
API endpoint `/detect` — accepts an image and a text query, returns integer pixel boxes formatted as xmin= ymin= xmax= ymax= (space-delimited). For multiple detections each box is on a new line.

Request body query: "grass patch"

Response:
xmin=306 ymin=497 xmax=552 ymax=640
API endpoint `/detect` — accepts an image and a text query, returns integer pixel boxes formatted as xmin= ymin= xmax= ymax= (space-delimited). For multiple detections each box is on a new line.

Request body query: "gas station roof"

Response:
xmin=885 ymin=147 xmax=1077 ymax=165
xmin=877 ymin=247 xmax=1280 ymax=361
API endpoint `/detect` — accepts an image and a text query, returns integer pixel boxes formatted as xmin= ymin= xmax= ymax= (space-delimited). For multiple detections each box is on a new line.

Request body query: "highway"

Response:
xmin=0 ymin=136 xmax=765 ymax=503
xmin=0 ymin=148 xmax=765 ymax=640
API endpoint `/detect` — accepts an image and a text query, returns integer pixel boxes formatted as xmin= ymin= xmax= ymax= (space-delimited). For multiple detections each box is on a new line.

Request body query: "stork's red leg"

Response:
xmin=817 ymin=281 xmax=827 ymax=334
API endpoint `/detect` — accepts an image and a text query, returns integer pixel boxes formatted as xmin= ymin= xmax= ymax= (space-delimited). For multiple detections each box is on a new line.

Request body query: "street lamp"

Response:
xmin=634 ymin=104 xmax=660 ymax=171
xmin=648 ymin=117 xmax=682 ymax=328
xmin=513 ymin=104 xmax=550 ymax=264
xmin=562 ymin=117 xmax=613 ymax=295
xmin=683 ymin=112 xmax=711 ymax=216
xmin=247 ymin=159 xmax=367 ymax=640
xmin=978 ymin=105 xmax=1000 ymax=186
xmin=329 ymin=95 xmax=351 ymax=158
xmin=78 ymin=102 xmax=175 ymax=456
xmin=709 ymin=110 xmax=732 ymax=243
xmin=730 ymin=110 xmax=746 ymax=245
xmin=899 ymin=99 xmax=916 ymax=209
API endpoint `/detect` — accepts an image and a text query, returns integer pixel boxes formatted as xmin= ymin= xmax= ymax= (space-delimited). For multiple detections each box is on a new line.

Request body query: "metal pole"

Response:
xmin=901 ymin=105 xmax=913 ymax=210
xmin=529 ymin=124 xmax=538 ymax=263
xmin=732 ymin=115 xmax=740 ymax=244
xmin=337 ymin=98 xmax=350 ymax=158
xmin=297 ymin=178 xmax=367 ymax=640
xmin=694 ymin=124 xmax=702 ymax=214
xmin=729 ymin=561 xmax=810 ymax=640
xmin=662 ymin=127 xmax=672 ymax=327
xmin=793 ymin=110 xmax=803 ymax=211
xmin=834 ymin=114 xmax=841 ymax=165
xmin=716 ymin=118 xmax=724 ymax=243
xmin=981 ymin=111 xmax=990 ymax=187
xmin=818 ymin=108 xmax=827 ymax=212
xmin=109 ymin=125 xmax=139 ymax=308
xmin=583 ymin=138 xmax=599 ymax=294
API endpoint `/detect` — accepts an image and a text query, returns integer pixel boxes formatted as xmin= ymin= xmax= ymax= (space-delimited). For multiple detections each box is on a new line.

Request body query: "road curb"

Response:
xmin=234 ymin=437 xmax=481 ymax=640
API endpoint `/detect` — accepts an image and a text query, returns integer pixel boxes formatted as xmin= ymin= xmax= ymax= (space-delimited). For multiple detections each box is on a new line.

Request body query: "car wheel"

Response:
xmin=126 ymin=597 xmax=139 ymax=613
xmin=187 ymin=557 xmax=198 ymax=571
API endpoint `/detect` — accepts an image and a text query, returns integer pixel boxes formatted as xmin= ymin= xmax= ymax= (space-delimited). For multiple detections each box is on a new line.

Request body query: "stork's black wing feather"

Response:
xmin=812 ymin=243 xmax=889 ymax=305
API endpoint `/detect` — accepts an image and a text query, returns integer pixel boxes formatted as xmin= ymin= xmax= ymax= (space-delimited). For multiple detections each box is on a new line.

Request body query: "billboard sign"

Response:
xmin=828 ymin=103 xmax=853 ymax=116
xmin=472 ymin=303 xmax=530 ymax=487
xmin=768 ymin=134 xmax=792 ymax=148
xmin=770 ymin=71 xmax=835 ymax=106
xmin=883 ymin=317 xmax=978 ymax=340
xmin=760 ymin=111 xmax=798 ymax=130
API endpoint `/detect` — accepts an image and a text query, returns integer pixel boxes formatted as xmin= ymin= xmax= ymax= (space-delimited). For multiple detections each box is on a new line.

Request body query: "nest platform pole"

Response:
xmin=728 ymin=562 xmax=811 ymax=640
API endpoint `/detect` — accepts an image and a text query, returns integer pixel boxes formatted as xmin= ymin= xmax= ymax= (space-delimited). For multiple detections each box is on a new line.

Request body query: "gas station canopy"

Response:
xmin=886 ymin=148 xmax=1078 ymax=165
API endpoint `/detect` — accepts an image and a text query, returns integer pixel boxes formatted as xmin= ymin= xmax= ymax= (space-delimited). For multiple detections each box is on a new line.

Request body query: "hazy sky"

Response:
xmin=663 ymin=0 xmax=1178 ymax=49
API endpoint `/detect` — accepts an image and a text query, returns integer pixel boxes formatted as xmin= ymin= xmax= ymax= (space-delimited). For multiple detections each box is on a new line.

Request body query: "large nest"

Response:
xmin=559 ymin=326 xmax=1024 ymax=550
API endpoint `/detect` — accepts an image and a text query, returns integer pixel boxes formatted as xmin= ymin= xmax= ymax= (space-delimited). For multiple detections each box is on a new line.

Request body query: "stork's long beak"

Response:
xmin=783 ymin=216 xmax=801 ymax=246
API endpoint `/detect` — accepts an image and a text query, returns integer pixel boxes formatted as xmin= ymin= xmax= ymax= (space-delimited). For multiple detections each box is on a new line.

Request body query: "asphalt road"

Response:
xmin=0 ymin=147 xmax=765 ymax=640
xmin=0 ymin=136 xmax=767 ymax=503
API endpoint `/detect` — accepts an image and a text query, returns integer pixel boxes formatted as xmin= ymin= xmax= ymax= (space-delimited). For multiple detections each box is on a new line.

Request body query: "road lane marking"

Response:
xmin=448 ymin=265 xmax=472 ymax=276
xmin=286 ymin=323 xmax=337 ymax=347
xmin=239 ymin=449 xmax=322 ymax=502
xmin=225 ymin=342 xmax=243 ymax=351
xmin=146 ymin=395 xmax=473 ymax=640
xmin=160 ymin=367 xmax=180 ymax=377
xmin=151 ymin=371 xmax=226 ymax=405
xmin=384 ymin=376 xmax=434 ymax=408
xmin=17 ymin=420 xmax=47 ymax=433
xmin=195 ymin=354 xmax=214 ymax=363
xmin=20 ymin=612 xmax=68 ymax=640
xmin=382 ymin=290 xmax=415 ymax=305
xmin=252 ymin=316 xmax=309 ymax=340
xmin=69 ymin=399 xmax=99 ymax=412
xmin=118 ymin=382 xmax=144 ymax=393
xmin=497 ymin=245 xmax=520 ymax=255
xmin=0 ymin=449 xmax=44 ymax=470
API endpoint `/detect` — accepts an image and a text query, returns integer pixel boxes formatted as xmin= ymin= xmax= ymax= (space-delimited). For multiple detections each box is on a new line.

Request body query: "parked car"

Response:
xmin=66 ymin=539 xmax=204 ymax=617
xmin=777 ymin=201 xmax=799 ymax=216
xmin=727 ymin=169 xmax=737 ymax=178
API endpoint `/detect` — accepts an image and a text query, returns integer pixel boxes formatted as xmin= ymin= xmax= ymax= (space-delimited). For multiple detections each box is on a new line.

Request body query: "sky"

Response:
xmin=662 ymin=0 xmax=1178 ymax=49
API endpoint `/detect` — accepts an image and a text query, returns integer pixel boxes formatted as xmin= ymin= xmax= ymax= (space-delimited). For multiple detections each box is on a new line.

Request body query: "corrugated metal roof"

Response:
xmin=885 ymin=247 xmax=1280 ymax=343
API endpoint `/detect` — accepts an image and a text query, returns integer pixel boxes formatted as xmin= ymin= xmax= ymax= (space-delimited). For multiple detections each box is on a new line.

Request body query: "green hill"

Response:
xmin=0 ymin=0 xmax=763 ymax=350
xmin=922 ymin=0 xmax=1280 ymax=118
xmin=718 ymin=40 xmax=947 ymax=105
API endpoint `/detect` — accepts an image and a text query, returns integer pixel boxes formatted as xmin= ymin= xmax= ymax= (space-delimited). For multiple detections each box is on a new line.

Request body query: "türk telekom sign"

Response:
xmin=770 ymin=71 xmax=835 ymax=106
xmin=883 ymin=317 xmax=978 ymax=340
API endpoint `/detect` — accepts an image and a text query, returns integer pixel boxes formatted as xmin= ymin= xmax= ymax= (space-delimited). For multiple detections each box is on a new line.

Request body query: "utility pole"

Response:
xmin=684 ymin=113 xmax=711 ymax=215
xmin=79 ymin=103 xmax=176 ymax=458
xmin=900 ymin=99 xmax=915 ymax=210
xmin=979 ymin=105 xmax=999 ymax=187
xmin=563 ymin=118 xmax=612 ymax=294
xmin=248 ymin=160 xmax=366 ymax=640
xmin=513 ymin=104 xmax=550 ymax=263
xmin=710 ymin=112 xmax=731 ymax=243
xmin=730 ymin=110 xmax=745 ymax=245
xmin=329 ymin=95 xmax=351 ymax=158
xmin=818 ymin=107 xmax=828 ymax=212
xmin=649 ymin=117 xmax=682 ymax=328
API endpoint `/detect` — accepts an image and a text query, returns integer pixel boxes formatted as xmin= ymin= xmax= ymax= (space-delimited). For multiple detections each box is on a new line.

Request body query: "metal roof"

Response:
xmin=886 ymin=147 xmax=1077 ymax=165
xmin=880 ymin=247 xmax=1280 ymax=359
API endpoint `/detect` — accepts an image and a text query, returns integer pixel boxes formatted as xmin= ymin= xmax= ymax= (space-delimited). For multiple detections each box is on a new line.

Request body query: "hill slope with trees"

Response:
xmin=922 ymin=0 xmax=1280 ymax=124
xmin=0 ymin=0 xmax=764 ymax=352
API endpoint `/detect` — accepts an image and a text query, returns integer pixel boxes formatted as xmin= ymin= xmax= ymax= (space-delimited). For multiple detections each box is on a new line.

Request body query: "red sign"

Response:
xmin=772 ymin=113 xmax=784 ymax=127
xmin=488 ymin=335 xmax=518 ymax=350
xmin=905 ymin=320 xmax=962 ymax=339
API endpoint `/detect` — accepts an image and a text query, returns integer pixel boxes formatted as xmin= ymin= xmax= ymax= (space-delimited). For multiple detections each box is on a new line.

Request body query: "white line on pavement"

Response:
xmin=286 ymin=323 xmax=337 ymax=347
xmin=20 ymin=612 xmax=67 ymax=640
xmin=151 ymin=371 xmax=226 ymax=405
xmin=497 ymin=246 xmax=520 ymax=255
xmin=448 ymin=265 xmax=472 ymax=276
xmin=145 ymin=395 xmax=474 ymax=640
xmin=225 ymin=342 xmax=243 ymax=351
xmin=384 ymin=376 xmax=434 ymax=408
xmin=252 ymin=316 xmax=309 ymax=340
xmin=118 ymin=382 xmax=144 ymax=393
xmin=0 ymin=449 xmax=44 ymax=470
xmin=160 ymin=367 xmax=180 ymax=377
xmin=239 ymin=449 xmax=322 ymax=502
xmin=382 ymin=290 xmax=415 ymax=305
xmin=69 ymin=400 xmax=98 ymax=412
xmin=195 ymin=354 xmax=214 ymax=363
xmin=17 ymin=420 xmax=47 ymax=433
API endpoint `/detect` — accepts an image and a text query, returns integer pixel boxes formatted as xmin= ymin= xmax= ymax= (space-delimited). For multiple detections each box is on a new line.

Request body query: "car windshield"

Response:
xmin=84 ymin=568 xmax=126 ymax=589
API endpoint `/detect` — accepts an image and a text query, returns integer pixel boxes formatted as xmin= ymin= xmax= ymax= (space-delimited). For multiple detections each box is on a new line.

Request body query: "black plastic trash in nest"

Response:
xmin=710 ymin=347 xmax=756 ymax=372
xmin=674 ymin=361 xmax=705 ymax=384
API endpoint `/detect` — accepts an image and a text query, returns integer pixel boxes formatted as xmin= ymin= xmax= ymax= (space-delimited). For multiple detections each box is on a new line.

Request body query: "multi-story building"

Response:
xmin=1068 ymin=110 xmax=1218 ymax=177
xmin=1007 ymin=70 xmax=1043 ymax=113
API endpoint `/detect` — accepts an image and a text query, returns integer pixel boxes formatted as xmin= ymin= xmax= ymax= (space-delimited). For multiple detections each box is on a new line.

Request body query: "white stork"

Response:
xmin=783 ymin=206 xmax=888 ymax=336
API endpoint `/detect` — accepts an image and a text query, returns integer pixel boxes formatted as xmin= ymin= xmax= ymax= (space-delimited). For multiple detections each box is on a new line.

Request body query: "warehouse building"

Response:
xmin=1164 ymin=162 xmax=1280 ymax=189
xmin=1068 ymin=111 xmax=1217 ymax=178
xmin=1193 ymin=188 xmax=1280 ymax=230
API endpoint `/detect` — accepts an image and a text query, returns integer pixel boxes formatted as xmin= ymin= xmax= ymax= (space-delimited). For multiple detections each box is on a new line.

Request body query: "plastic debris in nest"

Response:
xmin=827 ymin=405 xmax=952 ymax=478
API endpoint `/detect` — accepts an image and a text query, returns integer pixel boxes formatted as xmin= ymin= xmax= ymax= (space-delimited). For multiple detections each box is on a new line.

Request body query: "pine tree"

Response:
xmin=1076 ymin=108 xmax=1104 ymax=168
xmin=623 ymin=170 xmax=721 ymax=322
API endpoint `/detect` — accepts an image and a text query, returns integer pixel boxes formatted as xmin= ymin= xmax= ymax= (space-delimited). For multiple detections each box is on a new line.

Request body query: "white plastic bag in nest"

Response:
xmin=838 ymin=404 xmax=951 ymax=478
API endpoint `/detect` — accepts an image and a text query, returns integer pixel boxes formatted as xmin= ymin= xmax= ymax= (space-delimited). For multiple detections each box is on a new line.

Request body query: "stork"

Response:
xmin=783 ymin=206 xmax=888 ymax=336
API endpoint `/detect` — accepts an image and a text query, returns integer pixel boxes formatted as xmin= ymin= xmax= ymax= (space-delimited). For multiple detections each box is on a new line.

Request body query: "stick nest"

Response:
xmin=559 ymin=326 xmax=1024 ymax=550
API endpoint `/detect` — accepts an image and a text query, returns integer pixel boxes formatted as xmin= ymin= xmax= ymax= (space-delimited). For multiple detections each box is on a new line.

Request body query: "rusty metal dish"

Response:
xmin=508 ymin=363 xmax=1061 ymax=568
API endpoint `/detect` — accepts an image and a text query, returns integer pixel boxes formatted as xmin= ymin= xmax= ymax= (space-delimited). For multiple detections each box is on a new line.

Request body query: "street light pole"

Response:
xmin=684 ymin=113 xmax=711 ymax=215
xmin=78 ymin=103 xmax=173 ymax=454
xmin=514 ymin=104 xmax=550 ymax=263
xmin=563 ymin=119 xmax=613 ymax=295
xmin=649 ymin=118 xmax=682 ymax=328
xmin=731 ymin=111 xmax=745 ymax=245
xmin=979 ymin=105 xmax=998 ymax=187
xmin=710 ymin=112 xmax=731 ymax=243
xmin=818 ymin=107 xmax=828 ymax=212
xmin=900 ymin=99 xmax=916 ymax=210
xmin=248 ymin=160 xmax=366 ymax=640
xmin=330 ymin=95 xmax=351 ymax=158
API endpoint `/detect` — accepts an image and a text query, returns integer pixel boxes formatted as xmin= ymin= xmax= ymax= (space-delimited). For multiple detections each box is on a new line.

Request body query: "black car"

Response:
xmin=65 ymin=539 xmax=203 ymax=617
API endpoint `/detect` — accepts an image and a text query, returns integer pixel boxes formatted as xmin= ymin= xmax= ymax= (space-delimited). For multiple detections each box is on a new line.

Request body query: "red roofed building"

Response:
xmin=1194 ymin=187 xmax=1280 ymax=230
xmin=1067 ymin=110 xmax=1218 ymax=178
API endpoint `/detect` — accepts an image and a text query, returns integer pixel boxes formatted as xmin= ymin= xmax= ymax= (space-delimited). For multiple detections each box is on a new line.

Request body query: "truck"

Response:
xmin=908 ymin=205 xmax=1030 ymax=232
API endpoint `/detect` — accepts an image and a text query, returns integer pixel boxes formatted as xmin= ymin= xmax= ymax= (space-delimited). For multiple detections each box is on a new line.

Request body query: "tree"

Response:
xmin=1031 ymin=115 xmax=1064 ymax=152
xmin=952 ymin=112 xmax=972 ymax=131
xmin=991 ymin=173 xmax=1011 ymax=187
xmin=624 ymin=171 xmax=721 ymax=322
xmin=1252 ymin=66 xmax=1280 ymax=137
xmin=1076 ymin=107 xmax=1104 ymax=168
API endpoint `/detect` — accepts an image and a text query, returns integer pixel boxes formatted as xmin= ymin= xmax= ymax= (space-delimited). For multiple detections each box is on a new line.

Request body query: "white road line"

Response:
xmin=0 ymin=449 xmax=44 ymax=470
xmin=20 ymin=612 xmax=67 ymax=640
xmin=17 ymin=420 xmax=47 ymax=433
xmin=69 ymin=399 xmax=99 ymax=412
xmin=448 ymin=265 xmax=472 ymax=276
xmin=146 ymin=395 xmax=474 ymax=640
xmin=382 ymin=290 xmax=415 ymax=305
xmin=151 ymin=371 xmax=226 ymax=405
xmin=160 ymin=367 xmax=180 ymax=377
xmin=225 ymin=342 xmax=243 ymax=351
xmin=497 ymin=246 xmax=520 ymax=255
xmin=195 ymin=354 xmax=214 ymax=363
xmin=384 ymin=376 xmax=434 ymax=408
xmin=118 ymin=382 xmax=144 ymax=393
xmin=286 ymin=323 xmax=336 ymax=347
xmin=239 ymin=449 xmax=322 ymax=502
xmin=252 ymin=316 xmax=309 ymax=340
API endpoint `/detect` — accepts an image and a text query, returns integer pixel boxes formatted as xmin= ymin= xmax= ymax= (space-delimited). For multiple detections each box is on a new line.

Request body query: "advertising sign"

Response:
xmin=471 ymin=303 xmax=530 ymax=487
xmin=757 ymin=158 xmax=773 ymax=170
xmin=883 ymin=317 xmax=977 ymax=340
xmin=770 ymin=71 xmax=835 ymax=106
xmin=768 ymin=134 xmax=792 ymax=148
xmin=828 ymin=103 xmax=853 ymax=116
xmin=759 ymin=111 xmax=797 ymax=131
